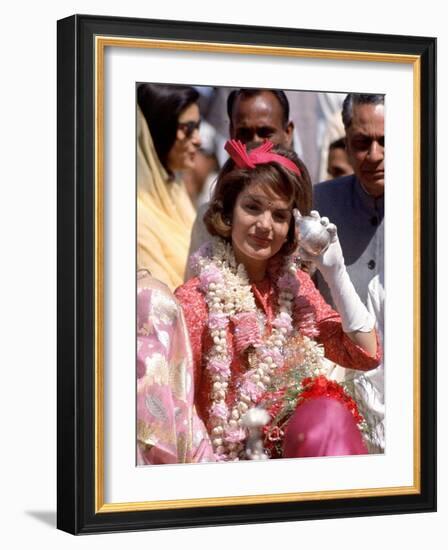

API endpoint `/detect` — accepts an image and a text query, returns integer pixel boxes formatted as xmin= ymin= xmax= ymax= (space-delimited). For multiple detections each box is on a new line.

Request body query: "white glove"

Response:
xmin=295 ymin=210 xmax=375 ymax=334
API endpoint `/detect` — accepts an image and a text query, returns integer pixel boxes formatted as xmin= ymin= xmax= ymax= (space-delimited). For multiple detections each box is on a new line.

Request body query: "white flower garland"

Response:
xmin=191 ymin=238 xmax=302 ymax=461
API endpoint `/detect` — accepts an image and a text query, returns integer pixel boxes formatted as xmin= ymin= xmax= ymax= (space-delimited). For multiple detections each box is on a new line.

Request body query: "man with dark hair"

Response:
xmin=227 ymin=89 xmax=294 ymax=148
xmin=313 ymin=93 xmax=385 ymax=453
xmin=314 ymin=93 xmax=384 ymax=305
xmin=186 ymin=88 xmax=295 ymax=269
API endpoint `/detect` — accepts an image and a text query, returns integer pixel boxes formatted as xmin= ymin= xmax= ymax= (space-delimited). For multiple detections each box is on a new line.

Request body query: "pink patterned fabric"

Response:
xmin=137 ymin=273 xmax=214 ymax=465
xmin=175 ymin=268 xmax=381 ymax=458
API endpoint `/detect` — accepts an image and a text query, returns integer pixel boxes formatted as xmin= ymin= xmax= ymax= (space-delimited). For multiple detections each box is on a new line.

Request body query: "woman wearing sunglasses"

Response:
xmin=137 ymin=83 xmax=202 ymax=290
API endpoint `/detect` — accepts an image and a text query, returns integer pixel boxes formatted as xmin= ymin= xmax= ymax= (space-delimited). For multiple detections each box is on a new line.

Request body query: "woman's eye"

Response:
xmin=243 ymin=203 xmax=261 ymax=213
xmin=273 ymin=212 xmax=290 ymax=223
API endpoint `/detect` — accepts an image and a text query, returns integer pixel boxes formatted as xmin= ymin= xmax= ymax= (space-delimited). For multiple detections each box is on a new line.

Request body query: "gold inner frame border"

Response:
xmin=94 ymin=36 xmax=421 ymax=513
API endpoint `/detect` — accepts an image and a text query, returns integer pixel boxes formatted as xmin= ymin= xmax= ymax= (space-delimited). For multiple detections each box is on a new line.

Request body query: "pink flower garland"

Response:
xmin=207 ymin=358 xmax=231 ymax=376
xmin=208 ymin=313 xmax=229 ymax=330
xmin=191 ymin=237 xmax=321 ymax=461
xmin=199 ymin=264 xmax=224 ymax=291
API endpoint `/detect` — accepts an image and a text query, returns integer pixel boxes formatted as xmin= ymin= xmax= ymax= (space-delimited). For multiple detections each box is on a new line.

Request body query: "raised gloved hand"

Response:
xmin=294 ymin=209 xmax=375 ymax=334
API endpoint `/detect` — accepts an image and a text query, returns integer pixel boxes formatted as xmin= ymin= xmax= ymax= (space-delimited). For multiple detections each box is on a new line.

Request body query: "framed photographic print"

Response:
xmin=57 ymin=14 xmax=436 ymax=534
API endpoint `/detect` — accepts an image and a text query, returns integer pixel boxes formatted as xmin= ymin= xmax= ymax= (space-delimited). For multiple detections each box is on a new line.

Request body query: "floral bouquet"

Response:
xmin=258 ymin=334 xmax=367 ymax=458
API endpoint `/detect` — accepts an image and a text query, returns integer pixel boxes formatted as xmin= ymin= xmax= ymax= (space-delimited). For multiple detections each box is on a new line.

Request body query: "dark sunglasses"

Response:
xmin=177 ymin=119 xmax=201 ymax=138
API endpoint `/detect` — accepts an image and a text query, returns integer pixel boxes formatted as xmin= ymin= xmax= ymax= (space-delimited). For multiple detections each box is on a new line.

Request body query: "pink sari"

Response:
xmin=136 ymin=272 xmax=214 ymax=464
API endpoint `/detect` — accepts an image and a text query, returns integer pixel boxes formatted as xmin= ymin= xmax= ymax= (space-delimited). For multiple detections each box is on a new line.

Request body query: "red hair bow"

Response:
xmin=224 ymin=139 xmax=301 ymax=177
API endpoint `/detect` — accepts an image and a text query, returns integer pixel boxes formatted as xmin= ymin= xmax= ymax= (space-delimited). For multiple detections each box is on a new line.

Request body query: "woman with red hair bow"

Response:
xmin=174 ymin=139 xmax=380 ymax=462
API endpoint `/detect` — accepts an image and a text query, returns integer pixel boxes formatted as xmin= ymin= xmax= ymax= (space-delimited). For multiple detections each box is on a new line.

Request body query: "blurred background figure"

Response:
xmin=183 ymin=119 xmax=219 ymax=208
xmin=326 ymin=137 xmax=353 ymax=180
xmin=318 ymin=108 xmax=353 ymax=182
xmin=137 ymin=83 xmax=201 ymax=290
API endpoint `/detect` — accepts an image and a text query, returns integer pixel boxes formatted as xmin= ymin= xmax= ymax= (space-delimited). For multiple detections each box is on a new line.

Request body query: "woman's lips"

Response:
xmin=250 ymin=235 xmax=271 ymax=246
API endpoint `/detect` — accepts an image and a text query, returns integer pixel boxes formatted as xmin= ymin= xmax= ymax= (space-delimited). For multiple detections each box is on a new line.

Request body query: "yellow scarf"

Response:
xmin=137 ymin=107 xmax=196 ymax=291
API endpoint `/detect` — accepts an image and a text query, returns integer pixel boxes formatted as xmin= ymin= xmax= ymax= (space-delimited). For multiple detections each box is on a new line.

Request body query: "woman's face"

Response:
xmin=166 ymin=103 xmax=201 ymax=172
xmin=231 ymin=181 xmax=292 ymax=277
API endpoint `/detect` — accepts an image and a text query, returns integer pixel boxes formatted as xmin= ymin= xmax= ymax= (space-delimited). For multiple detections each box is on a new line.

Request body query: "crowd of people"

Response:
xmin=136 ymin=84 xmax=385 ymax=464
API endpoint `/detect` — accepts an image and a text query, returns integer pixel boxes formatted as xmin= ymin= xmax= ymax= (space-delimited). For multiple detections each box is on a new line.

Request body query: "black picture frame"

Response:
xmin=57 ymin=14 xmax=437 ymax=535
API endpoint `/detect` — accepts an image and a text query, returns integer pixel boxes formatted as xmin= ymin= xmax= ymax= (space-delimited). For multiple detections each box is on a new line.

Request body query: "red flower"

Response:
xmin=266 ymin=426 xmax=284 ymax=442
xmin=297 ymin=375 xmax=363 ymax=426
xmin=316 ymin=375 xmax=328 ymax=389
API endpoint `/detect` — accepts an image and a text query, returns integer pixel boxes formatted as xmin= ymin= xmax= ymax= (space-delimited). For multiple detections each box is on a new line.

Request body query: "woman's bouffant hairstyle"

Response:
xmin=137 ymin=83 xmax=199 ymax=173
xmin=204 ymin=144 xmax=312 ymax=257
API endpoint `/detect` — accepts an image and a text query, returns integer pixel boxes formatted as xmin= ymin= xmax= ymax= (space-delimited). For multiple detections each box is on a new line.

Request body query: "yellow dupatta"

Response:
xmin=137 ymin=107 xmax=196 ymax=291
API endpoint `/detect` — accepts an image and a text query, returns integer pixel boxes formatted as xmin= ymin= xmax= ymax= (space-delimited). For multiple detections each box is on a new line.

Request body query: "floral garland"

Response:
xmin=190 ymin=238 xmax=365 ymax=461
xmin=191 ymin=238 xmax=304 ymax=460
xmin=259 ymin=337 xmax=368 ymax=458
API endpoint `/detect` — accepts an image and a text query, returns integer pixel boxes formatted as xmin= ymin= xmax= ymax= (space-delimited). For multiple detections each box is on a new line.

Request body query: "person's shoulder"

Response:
xmin=196 ymin=201 xmax=209 ymax=218
xmin=174 ymin=276 xmax=202 ymax=300
xmin=313 ymin=175 xmax=357 ymax=217
xmin=137 ymin=271 xmax=175 ymax=304
xmin=137 ymin=271 xmax=182 ymax=323
xmin=314 ymin=174 xmax=356 ymax=197
xmin=137 ymin=270 xmax=169 ymax=293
